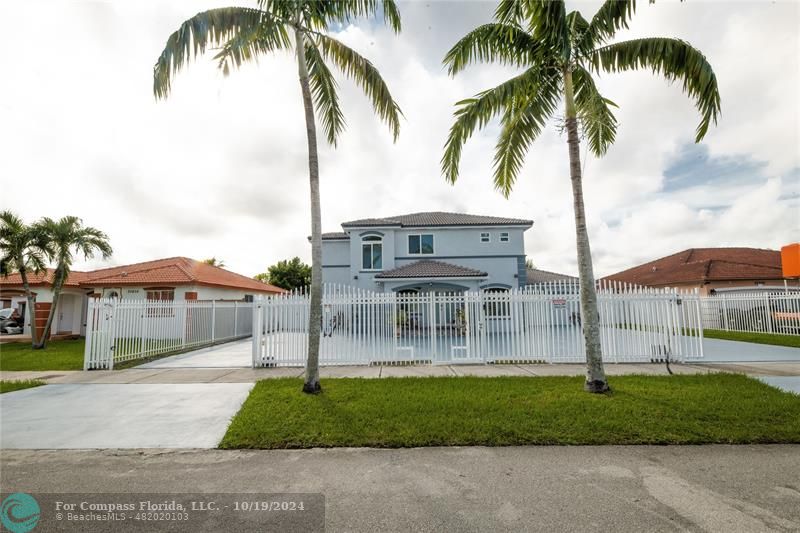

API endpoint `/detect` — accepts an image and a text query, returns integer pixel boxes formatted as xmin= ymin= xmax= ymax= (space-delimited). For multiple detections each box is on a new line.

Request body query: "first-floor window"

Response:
xmin=145 ymin=288 xmax=175 ymax=317
xmin=483 ymin=288 xmax=510 ymax=317
xmin=362 ymin=236 xmax=382 ymax=270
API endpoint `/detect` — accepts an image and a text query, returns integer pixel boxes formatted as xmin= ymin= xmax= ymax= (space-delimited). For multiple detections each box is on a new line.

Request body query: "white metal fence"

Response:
xmin=84 ymin=298 xmax=253 ymax=369
xmin=252 ymin=282 xmax=704 ymax=367
xmin=700 ymin=291 xmax=800 ymax=335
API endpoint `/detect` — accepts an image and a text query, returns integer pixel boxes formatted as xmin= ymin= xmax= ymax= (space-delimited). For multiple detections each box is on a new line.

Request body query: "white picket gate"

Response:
xmin=84 ymin=298 xmax=253 ymax=369
xmin=699 ymin=291 xmax=800 ymax=335
xmin=252 ymin=282 xmax=704 ymax=367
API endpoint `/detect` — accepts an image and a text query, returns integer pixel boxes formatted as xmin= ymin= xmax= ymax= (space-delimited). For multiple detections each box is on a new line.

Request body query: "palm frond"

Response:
xmin=581 ymin=0 xmax=636 ymax=50
xmin=442 ymin=23 xmax=546 ymax=76
xmin=573 ymin=66 xmax=618 ymax=156
xmin=213 ymin=21 xmax=291 ymax=76
xmin=441 ymin=67 xmax=557 ymax=185
xmin=492 ymin=73 xmax=561 ymax=196
xmin=590 ymin=37 xmax=720 ymax=141
xmin=495 ymin=0 xmax=526 ymax=25
xmin=316 ymin=34 xmax=402 ymax=141
xmin=317 ymin=0 xmax=402 ymax=33
xmin=153 ymin=7 xmax=287 ymax=99
xmin=525 ymin=0 xmax=570 ymax=62
xmin=304 ymin=41 xmax=346 ymax=146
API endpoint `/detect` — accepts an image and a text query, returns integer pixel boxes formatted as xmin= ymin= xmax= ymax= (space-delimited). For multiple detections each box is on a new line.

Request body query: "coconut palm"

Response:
xmin=442 ymin=0 xmax=720 ymax=392
xmin=153 ymin=0 xmax=402 ymax=394
xmin=35 ymin=217 xmax=112 ymax=349
xmin=0 ymin=211 xmax=50 ymax=347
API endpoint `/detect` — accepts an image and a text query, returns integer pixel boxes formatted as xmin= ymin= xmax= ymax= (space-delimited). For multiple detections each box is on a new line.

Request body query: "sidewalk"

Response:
xmin=1 ymin=362 xmax=721 ymax=385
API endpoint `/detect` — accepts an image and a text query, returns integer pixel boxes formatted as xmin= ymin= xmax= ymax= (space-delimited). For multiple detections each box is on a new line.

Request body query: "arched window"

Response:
xmin=483 ymin=287 xmax=510 ymax=317
xmin=361 ymin=236 xmax=382 ymax=270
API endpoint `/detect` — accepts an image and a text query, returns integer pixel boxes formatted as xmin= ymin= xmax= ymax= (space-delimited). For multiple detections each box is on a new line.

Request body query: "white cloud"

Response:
xmin=0 ymin=0 xmax=797 ymax=279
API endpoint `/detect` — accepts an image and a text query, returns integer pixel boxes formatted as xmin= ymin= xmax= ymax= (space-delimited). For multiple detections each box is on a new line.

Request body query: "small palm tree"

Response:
xmin=442 ymin=0 xmax=720 ymax=392
xmin=154 ymin=0 xmax=403 ymax=394
xmin=0 ymin=211 xmax=50 ymax=347
xmin=203 ymin=257 xmax=226 ymax=268
xmin=35 ymin=217 xmax=112 ymax=349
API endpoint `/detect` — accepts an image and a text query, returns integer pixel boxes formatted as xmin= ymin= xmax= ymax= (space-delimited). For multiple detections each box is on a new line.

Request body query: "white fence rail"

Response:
xmin=252 ymin=283 xmax=704 ymax=367
xmin=700 ymin=291 xmax=800 ymax=335
xmin=85 ymin=298 xmax=253 ymax=369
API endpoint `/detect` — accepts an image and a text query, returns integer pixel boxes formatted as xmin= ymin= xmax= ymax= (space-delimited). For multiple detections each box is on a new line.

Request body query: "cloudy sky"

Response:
xmin=1 ymin=0 xmax=798 ymax=279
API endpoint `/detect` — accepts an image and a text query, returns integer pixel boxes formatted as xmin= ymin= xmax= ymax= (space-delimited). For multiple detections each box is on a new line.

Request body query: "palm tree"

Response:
xmin=35 ymin=217 xmax=112 ymax=349
xmin=203 ymin=257 xmax=226 ymax=268
xmin=441 ymin=0 xmax=720 ymax=392
xmin=154 ymin=0 xmax=403 ymax=394
xmin=0 ymin=211 xmax=50 ymax=347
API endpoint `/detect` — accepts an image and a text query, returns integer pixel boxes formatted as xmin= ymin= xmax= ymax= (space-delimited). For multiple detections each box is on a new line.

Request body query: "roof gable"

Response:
xmin=375 ymin=260 xmax=488 ymax=279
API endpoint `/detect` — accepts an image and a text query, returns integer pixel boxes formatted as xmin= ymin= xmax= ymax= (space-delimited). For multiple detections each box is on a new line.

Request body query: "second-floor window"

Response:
xmin=362 ymin=236 xmax=382 ymax=270
xmin=500 ymin=232 xmax=510 ymax=242
xmin=480 ymin=232 xmax=490 ymax=243
xmin=408 ymin=234 xmax=434 ymax=255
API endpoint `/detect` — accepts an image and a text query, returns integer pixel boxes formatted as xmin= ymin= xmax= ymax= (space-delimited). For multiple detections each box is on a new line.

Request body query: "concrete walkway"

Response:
xmin=2 ymin=446 xmax=798 ymax=531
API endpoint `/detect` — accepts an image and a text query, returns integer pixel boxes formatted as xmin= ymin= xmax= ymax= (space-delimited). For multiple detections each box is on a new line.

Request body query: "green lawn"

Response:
xmin=0 ymin=379 xmax=45 ymax=394
xmin=702 ymin=329 xmax=800 ymax=348
xmin=0 ymin=339 xmax=85 ymax=371
xmin=220 ymin=374 xmax=800 ymax=449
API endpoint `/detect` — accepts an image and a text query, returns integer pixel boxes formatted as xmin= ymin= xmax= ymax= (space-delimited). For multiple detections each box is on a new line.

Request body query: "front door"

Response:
xmin=58 ymin=295 xmax=75 ymax=333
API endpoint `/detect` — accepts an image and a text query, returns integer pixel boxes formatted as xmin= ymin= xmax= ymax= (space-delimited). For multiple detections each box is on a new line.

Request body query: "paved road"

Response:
xmin=2 ymin=446 xmax=798 ymax=532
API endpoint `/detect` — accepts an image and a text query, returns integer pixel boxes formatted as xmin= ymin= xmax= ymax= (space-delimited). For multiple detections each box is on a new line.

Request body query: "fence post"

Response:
xmin=107 ymin=298 xmax=118 ymax=370
xmin=429 ymin=292 xmax=437 ymax=361
xmin=234 ymin=301 xmax=239 ymax=337
xmin=721 ymin=294 xmax=730 ymax=331
xmin=252 ymin=297 xmax=263 ymax=368
xmin=694 ymin=289 xmax=704 ymax=359
xmin=83 ymin=298 xmax=95 ymax=370
xmin=211 ymin=300 xmax=216 ymax=344
xmin=763 ymin=293 xmax=773 ymax=334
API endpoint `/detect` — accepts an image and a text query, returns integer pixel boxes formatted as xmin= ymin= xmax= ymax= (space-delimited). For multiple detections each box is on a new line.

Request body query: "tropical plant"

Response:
xmin=259 ymin=257 xmax=311 ymax=291
xmin=441 ymin=0 xmax=720 ymax=392
xmin=0 ymin=211 xmax=50 ymax=347
xmin=202 ymin=257 xmax=226 ymax=268
xmin=154 ymin=0 xmax=403 ymax=393
xmin=35 ymin=217 xmax=112 ymax=349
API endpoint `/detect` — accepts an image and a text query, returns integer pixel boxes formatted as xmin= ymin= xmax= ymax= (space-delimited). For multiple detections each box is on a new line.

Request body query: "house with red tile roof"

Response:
xmin=0 ymin=257 xmax=284 ymax=339
xmin=602 ymin=248 xmax=792 ymax=295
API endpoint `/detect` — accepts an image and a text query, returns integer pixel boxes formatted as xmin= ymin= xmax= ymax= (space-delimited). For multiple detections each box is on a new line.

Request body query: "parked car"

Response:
xmin=0 ymin=308 xmax=23 ymax=335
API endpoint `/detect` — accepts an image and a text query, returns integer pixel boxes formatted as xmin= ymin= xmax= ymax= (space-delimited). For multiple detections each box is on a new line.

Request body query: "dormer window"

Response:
xmin=408 ymin=234 xmax=434 ymax=255
xmin=362 ymin=236 xmax=383 ymax=270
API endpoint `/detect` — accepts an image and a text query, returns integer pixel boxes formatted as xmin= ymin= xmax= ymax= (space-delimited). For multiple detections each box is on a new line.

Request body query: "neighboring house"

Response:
xmin=0 ymin=257 xmax=284 ymax=339
xmin=602 ymin=247 xmax=793 ymax=295
xmin=319 ymin=211 xmax=533 ymax=293
xmin=525 ymin=267 xmax=577 ymax=286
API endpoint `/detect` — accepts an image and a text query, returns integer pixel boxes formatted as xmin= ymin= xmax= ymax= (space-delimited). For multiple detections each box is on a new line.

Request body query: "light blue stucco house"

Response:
xmin=318 ymin=212 xmax=534 ymax=293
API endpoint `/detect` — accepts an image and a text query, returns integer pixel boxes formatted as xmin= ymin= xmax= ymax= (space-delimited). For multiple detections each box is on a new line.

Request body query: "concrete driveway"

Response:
xmin=0 ymin=383 xmax=253 ymax=449
xmin=137 ymin=339 xmax=253 ymax=368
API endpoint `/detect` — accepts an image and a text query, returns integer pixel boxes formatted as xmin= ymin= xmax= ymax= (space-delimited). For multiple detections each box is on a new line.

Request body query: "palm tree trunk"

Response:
xmin=295 ymin=27 xmax=322 ymax=394
xmin=18 ymin=267 xmax=39 ymax=348
xmin=35 ymin=269 xmax=64 ymax=349
xmin=563 ymin=68 xmax=609 ymax=393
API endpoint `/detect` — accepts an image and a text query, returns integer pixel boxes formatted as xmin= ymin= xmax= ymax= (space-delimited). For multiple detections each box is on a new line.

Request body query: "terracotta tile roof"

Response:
xmin=83 ymin=257 xmax=285 ymax=293
xmin=2 ymin=258 xmax=285 ymax=294
xmin=0 ymin=269 xmax=88 ymax=287
xmin=602 ymin=248 xmax=784 ymax=287
xmin=342 ymin=211 xmax=533 ymax=228
xmin=525 ymin=268 xmax=577 ymax=285
xmin=375 ymin=260 xmax=487 ymax=279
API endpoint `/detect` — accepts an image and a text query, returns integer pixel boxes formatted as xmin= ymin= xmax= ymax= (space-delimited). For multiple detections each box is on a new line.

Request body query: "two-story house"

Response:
xmin=319 ymin=212 xmax=533 ymax=293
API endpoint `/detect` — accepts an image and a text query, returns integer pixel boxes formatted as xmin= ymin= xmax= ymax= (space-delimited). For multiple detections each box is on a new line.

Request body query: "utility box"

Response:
xmin=781 ymin=243 xmax=800 ymax=278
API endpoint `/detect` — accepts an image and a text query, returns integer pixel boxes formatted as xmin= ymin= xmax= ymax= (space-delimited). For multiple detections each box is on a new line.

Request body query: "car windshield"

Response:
xmin=0 ymin=308 xmax=13 ymax=319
